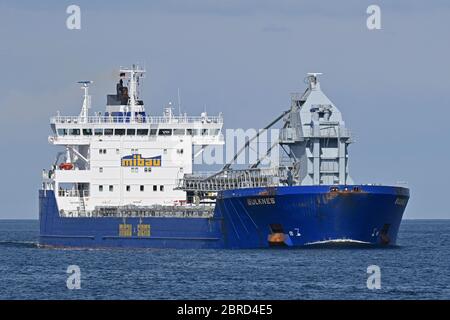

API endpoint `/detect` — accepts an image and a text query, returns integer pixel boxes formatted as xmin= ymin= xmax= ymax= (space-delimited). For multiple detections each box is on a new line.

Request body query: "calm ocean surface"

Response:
xmin=0 ymin=219 xmax=449 ymax=300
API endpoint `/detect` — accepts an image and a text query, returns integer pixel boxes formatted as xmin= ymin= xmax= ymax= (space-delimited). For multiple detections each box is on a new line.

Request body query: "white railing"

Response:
xmin=177 ymin=167 xmax=288 ymax=192
xmin=306 ymin=127 xmax=352 ymax=138
xmin=50 ymin=115 xmax=223 ymax=125
xmin=58 ymin=189 xmax=90 ymax=197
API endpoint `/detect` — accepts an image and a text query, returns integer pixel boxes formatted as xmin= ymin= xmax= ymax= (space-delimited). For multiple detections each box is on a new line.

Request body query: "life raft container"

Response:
xmin=59 ymin=163 xmax=74 ymax=170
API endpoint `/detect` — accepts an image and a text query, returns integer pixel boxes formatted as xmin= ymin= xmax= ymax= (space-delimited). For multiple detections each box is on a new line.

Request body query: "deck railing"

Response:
xmin=57 ymin=189 xmax=90 ymax=197
xmin=50 ymin=115 xmax=223 ymax=125
xmin=177 ymin=167 xmax=289 ymax=192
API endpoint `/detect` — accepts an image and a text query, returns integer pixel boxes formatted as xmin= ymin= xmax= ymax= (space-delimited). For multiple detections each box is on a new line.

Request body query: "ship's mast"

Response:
xmin=78 ymin=80 xmax=92 ymax=123
xmin=119 ymin=64 xmax=146 ymax=120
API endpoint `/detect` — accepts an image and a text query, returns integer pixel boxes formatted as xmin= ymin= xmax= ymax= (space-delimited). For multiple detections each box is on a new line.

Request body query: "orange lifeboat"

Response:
xmin=59 ymin=163 xmax=74 ymax=170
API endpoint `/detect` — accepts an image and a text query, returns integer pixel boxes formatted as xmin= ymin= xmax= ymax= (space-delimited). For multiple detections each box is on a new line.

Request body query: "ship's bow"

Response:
xmin=216 ymin=185 xmax=409 ymax=248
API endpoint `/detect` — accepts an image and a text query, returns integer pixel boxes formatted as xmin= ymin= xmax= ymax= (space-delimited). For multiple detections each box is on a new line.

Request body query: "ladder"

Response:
xmin=78 ymin=193 xmax=86 ymax=216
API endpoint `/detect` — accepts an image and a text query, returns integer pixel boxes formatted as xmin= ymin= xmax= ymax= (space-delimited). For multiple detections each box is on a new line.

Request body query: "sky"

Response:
xmin=0 ymin=0 xmax=449 ymax=219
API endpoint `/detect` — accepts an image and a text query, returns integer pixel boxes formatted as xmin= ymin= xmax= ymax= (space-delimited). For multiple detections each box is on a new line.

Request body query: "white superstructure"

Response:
xmin=43 ymin=65 xmax=224 ymax=216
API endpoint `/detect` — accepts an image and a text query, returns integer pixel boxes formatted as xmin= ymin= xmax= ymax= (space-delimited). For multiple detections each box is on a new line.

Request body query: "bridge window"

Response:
xmin=126 ymin=185 xmax=130 ymax=192
xmin=115 ymin=129 xmax=125 ymax=136
xmin=94 ymin=129 xmax=103 ymax=135
xmin=159 ymin=129 xmax=172 ymax=136
xmin=210 ymin=129 xmax=220 ymax=135
xmin=69 ymin=129 xmax=80 ymax=135
xmin=82 ymin=129 xmax=92 ymax=135
xmin=109 ymin=185 xmax=114 ymax=192
xmin=99 ymin=167 xmax=103 ymax=173
xmin=126 ymin=129 xmax=136 ymax=135
xmin=160 ymin=185 xmax=164 ymax=192
xmin=153 ymin=185 xmax=157 ymax=192
xmin=201 ymin=129 xmax=208 ymax=136
xmin=187 ymin=129 xmax=198 ymax=136
xmin=99 ymin=185 xmax=103 ymax=192
xmin=137 ymin=129 xmax=149 ymax=136
xmin=104 ymin=128 xmax=113 ymax=135
xmin=174 ymin=129 xmax=185 ymax=135
xmin=140 ymin=185 xmax=144 ymax=192
xmin=150 ymin=129 xmax=157 ymax=135
xmin=57 ymin=129 xmax=67 ymax=136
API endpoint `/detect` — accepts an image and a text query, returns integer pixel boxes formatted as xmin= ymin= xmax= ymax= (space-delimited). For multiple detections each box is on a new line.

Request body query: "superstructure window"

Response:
xmin=201 ymin=129 xmax=208 ymax=136
xmin=126 ymin=185 xmax=130 ymax=192
xmin=99 ymin=185 xmax=103 ymax=192
xmin=153 ymin=185 xmax=157 ymax=192
xmin=144 ymin=167 xmax=152 ymax=172
xmin=94 ymin=129 xmax=103 ymax=135
xmin=140 ymin=185 xmax=144 ymax=192
xmin=160 ymin=185 xmax=164 ymax=192
xmin=137 ymin=129 xmax=149 ymax=136
xmin=187 ymin=129 xmax=198 ymax=136
xmin=69 ymin=129 xmax=80 ymax=135
xmin=115 ymin=129 xmax=125 ymax=136
xmin=99 ymin=149 xmax=107 ymax=154
xmin=174 ymin=129 xmax=185 ymax=135
xmin=99 ymin=167 xmax=103 ymax=173
xmin=210 ymin=129 xmax=220 ymax=135
xmin=158 ymin=129 xmax=172 ymax=136
xmin=57 ymin=129 xmax=67 ymax=136
xmin=150 ymin=129 xmax=157 ymax=136
xmin=109 ymin=185 xmax=114 ymax=192
xmin=104 ymin=128 xmax=113 ymax=135
xmin=82 ymin=129 xmax=93 ymax=135
xmin=126 ymin=129 xmax=136 ymax=135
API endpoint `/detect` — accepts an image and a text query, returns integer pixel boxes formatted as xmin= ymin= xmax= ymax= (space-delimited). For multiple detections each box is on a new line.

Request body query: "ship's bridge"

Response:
xmin=49 ymin=65 xmax=223 ymax=146
xmin=49 ymin=112 xmax=224 ymax=146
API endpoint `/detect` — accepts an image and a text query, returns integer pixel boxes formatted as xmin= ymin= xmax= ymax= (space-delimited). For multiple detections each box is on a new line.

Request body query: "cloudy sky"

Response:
xmin=0 ymin=0 xmax=449 ymax=218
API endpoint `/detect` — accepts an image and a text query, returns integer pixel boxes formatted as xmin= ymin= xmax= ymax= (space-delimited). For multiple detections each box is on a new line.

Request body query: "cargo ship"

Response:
xmin=39 ymin=66 xmax=409 ymax=248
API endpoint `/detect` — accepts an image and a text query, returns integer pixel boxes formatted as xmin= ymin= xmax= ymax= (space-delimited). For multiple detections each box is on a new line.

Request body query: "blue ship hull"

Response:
xmin=39 ymin=185 xmax=409 ymax=249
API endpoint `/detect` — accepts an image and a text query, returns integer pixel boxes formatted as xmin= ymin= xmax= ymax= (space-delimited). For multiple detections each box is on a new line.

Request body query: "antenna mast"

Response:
xmin=78 ymin=80 xmax=93 ymax=123
xmin=119 ymin=64 xmax=146 ymax=120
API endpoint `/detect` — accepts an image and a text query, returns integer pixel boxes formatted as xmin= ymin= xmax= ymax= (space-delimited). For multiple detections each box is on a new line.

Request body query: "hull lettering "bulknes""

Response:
xmin=247 ymin=198 xmax=276 ymax=206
